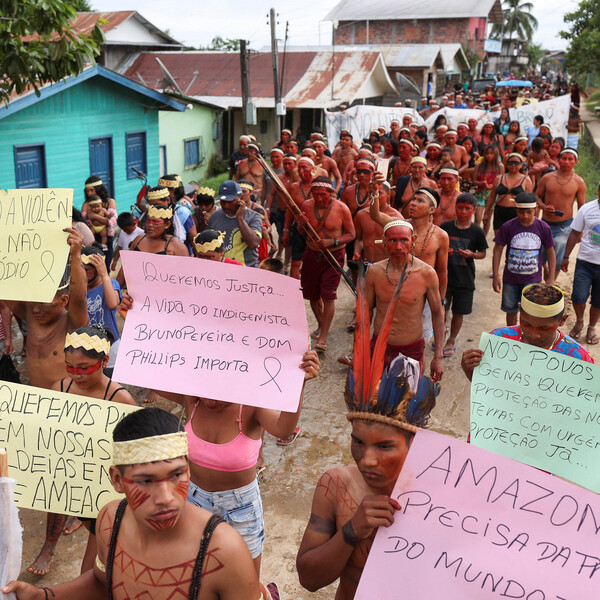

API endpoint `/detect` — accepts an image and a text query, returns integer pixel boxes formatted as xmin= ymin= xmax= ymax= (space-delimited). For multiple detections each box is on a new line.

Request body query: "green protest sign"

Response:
xmin=470 ymin=333 xmax=600 ymax=493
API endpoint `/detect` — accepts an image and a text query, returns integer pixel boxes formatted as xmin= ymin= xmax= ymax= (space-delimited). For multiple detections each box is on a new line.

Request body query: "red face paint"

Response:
xmin=66 ymin=361 xmax=103 ymax=375
xmin=174 ymin=475 xmax=189 ymax=500
xmin=145 ymin=515 xmax=178 ymax=530
xmin=123 ymin=479 xmax=151 ymax=511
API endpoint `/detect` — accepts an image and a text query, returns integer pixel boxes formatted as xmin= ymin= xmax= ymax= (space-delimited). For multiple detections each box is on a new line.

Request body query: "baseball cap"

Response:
xmin=219 ymin=180 xmax=242 ymax=201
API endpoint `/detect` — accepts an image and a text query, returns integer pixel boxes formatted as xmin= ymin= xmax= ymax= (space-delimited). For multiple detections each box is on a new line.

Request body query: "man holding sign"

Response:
xmin=3 ymin=407 xmax=265 ymax=600
xmin=461 ymin=283 xmax=593 ymax=382
xmin=296 ymin=276 xmax=439 ymax=599
xmin=1 ymin=227 xmax=89 ymax=575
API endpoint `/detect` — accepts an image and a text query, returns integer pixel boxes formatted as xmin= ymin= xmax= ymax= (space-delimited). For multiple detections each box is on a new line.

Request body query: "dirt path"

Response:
xmin=11 ymin=233 xmax=599 ymax=597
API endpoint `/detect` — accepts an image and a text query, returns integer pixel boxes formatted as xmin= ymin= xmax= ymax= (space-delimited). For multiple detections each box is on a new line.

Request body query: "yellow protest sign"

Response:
xmin=0 ymin=188 xmax=73 ymax=302
xmin=0 ymin=381 xmax=139 ymax=518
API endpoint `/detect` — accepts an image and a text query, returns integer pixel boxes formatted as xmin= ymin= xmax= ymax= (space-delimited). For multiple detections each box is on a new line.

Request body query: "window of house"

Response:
xmin=125 ymin=131 xmax=147 ymax=179
xmin=184 ymin=138 xmax=200 ymax=168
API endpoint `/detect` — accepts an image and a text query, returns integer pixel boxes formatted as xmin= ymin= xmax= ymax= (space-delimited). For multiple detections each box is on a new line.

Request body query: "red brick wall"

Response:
xmin=334 ymin=18 xmax=483 ymax=49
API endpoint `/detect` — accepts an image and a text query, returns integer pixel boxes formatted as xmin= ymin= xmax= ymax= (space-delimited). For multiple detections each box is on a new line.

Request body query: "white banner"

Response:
xmin=324 ymin=105 xmax=424 ymax=149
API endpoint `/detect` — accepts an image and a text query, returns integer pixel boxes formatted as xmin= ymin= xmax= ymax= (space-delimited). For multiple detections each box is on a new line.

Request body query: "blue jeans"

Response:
xmin=187 ymin=478 xmax=264 ymax=558
xmin=501 ymin=281 xmax=531 ymax=314
xmin=543 ymin=219 xmax=573 ymax=266
xmin=572 ymin=259 xmax=600 ymax=308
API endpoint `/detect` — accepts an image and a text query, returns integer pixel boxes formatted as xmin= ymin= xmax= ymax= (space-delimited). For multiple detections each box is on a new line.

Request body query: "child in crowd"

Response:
xmin=431 ymin=146 xmax=456 ymax=180
xmin=492 ymin=192 xmax=556 ymax=326
xmin=110 ymin=212 xmax=143 ymax=272
xmin=86 ymin=196 xmax=110 ymax=250
xmin=440 ymin=193 xmax=488 ymax=357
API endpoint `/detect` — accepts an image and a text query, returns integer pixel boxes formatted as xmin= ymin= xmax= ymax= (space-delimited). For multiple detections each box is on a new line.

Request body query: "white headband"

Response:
xmin=383 ymin=219 xmax=413 ymax=234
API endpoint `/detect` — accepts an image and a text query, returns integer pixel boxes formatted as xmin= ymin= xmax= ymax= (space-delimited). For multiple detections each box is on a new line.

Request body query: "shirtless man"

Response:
xmin=390 ymin=139 xmax=413 ymax=184
xmin=3 ymin=407 xmax=263 ymax=600
xmin=396 ymin=156 xmax=437 ymax=216
xmin=388 ymin=119 xmax=401 ymax=142
xmin=301 ymin=147 xmax=328 ymax=177
xmin=284 ymin=157 xmax=315 ymax=278
xmin=444 ymin=129 xmax=468 ymax=170
xmin=353 ymin=181 xmax=401 ymax=264
xmin=433 ymin=167 xmax=461 ymax=225
xmin=235 ymin=142 xmax=265 ymax=197
xmin=266 ymin=154 xmax=299 ymax=252
xmin=536 ymin=148 xmax=586 ymax=278
xmin=313 ymin=139 xmax=342 ymax=192
xmin=297 ymin=349 xmax=438 ymax=600
xmin=467 ymin=118 xmax=481 ymax=144
xmin=260 ymin=147 xmax=284 ymax=206
xmin=297 ymin=177 xmax=355 ymax=352
xmin=342 ymin=147 xmax=374 ymax=187
xmin=332 ymin=132 xmax=358 ymax=182
xmin=2 ymin=228 xmax=89 ymax=575
xmin=367 ymin=221 xmax=444 ymax=378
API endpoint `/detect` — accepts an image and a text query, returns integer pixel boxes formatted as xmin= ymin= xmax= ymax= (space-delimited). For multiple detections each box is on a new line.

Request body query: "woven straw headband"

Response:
xmin=521 ymin=285 xmax=565 ymax=318
xmin=148 ymin=205 xmax=173 ymax=220
xmin=158 ymin=178 xmax=180 ymax=188
xmin=383 ymin=219 xmax=413 ymax=233
xmin=85 ymin=180 xmax=103 ymax=189
xmin=65 ymin=331 xmax=110 ymax=355
xmin=112 ymin=432 xmax=188 ymax=466
xmin=147 ymin=188 xmax=170 ymax=201
xmin=194 ymin=231 xmax=225 ymax=253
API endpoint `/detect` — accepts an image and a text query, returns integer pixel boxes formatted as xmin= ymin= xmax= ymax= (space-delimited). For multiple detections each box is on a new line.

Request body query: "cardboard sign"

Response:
xmin=114 ymin=251 xmax=309 ymax=411
xmin=0 ymin=189 xmax=72 ymax=302
xmin=356 ymin=429 xmax=600 ymax=599
xmin=470 ymin=333 xmax=600 ymax=493
xmin=0 ymin=381 xmax=138 ymax=518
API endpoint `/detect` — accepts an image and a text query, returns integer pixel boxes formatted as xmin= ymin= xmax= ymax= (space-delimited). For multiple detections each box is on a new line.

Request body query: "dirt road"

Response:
xmin=11 ymin=243 xmax=599 ymax=598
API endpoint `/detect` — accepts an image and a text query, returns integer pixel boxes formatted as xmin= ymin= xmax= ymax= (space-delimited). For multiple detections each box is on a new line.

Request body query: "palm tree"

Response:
xmin=491 ymin=0 xmax=538 ymax=42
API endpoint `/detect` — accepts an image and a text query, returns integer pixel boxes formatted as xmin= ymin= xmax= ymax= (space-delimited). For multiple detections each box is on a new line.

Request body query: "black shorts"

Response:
xmin=445 ymin=287 xmax=474 ymax=315
xmin=291 ymin=223 xmax=307 ymax=261
xmin=493 ymin=205 xmax=517 ymax=232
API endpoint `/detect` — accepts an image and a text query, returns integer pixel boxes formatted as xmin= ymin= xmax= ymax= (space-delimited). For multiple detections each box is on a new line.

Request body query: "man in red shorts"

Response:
xmin=298 ymin=176 xmax=355 ymax=352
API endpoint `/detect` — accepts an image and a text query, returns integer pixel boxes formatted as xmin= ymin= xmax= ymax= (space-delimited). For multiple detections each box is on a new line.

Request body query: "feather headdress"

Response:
xmin=345 ymin=264 xmax=440 ymax=432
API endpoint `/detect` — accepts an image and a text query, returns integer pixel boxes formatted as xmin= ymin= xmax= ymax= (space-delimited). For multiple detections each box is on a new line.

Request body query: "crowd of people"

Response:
xmin=0 ymin=78 xmax=598 ymax=600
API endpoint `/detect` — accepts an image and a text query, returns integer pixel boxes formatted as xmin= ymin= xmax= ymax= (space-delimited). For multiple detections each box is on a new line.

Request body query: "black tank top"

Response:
xmin=132 ymin=235 xmax=173 ymax=255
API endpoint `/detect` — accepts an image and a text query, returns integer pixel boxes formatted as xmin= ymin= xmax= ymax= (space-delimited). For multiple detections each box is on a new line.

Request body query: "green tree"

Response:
xmin=0 ymin=0 xmax=104 ymax=104
xmin=491 ymin=0 xmax=538 ymax=42
xmin=525 ymin=42 xmax=544 ymax=69
xmin=560 ymin=0 xmax=600 ymax=77
xmin=200 ymin=36 xmax=240 ymax=52
xmin=70 ymin=0 xmax=93 ymax=10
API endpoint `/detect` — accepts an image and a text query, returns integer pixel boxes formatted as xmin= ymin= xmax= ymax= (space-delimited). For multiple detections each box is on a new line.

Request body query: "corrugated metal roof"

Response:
xmin=22 ymin=11 xmax=182 ymax=45
xmin=324 ymin=0 xmax=503 ymax=23
xmin=124 ymin=50 xmax=397 ymax=109
xmin=389 ymin=46 xmax=442 ymax=69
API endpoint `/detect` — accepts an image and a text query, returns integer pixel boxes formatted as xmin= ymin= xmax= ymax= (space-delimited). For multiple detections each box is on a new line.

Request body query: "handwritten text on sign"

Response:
xmin=0 ymin=188 xmax=73 ymax=302
xmin=114 ymin=251 xmax=308 ymax=411
xmin=356 ymin=430 xmax=600 ymax=600
xmin=470 ymin=333 xmax=600 ymax=493
xmin=0 ymin=381 xmax=138 ymax=518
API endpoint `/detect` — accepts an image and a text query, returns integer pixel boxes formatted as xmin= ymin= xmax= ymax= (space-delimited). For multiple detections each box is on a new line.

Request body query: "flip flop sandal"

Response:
xmin=267 ymin=583 xmax=280 ymax=600
xmin=315 ymin=342 xmax=328 ymax=353
xmin=569 ymin=323 xmax=584 ymax=339
xmin=276 ymin=426 xmax=301 ymax=446
xmin=310 ymin=329 xmax=321 ymax=340
xmin=443 ymin=346 xmax=456 ymax=358
xmin=337 ymin=355 xmax=353 ymax=366
xmin=586 ymin=330 xmax=599 ymax=345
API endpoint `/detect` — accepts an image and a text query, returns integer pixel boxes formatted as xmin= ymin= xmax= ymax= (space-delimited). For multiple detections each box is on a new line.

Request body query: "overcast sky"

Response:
xmin=92 ymin=0 xmax=578 ymax=52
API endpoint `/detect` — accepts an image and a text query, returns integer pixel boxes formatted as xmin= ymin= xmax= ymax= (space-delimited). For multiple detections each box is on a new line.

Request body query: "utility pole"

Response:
xmin=240 ymin=39 xmax=249 ymax=135
xmin=269 ymin=8 xmax=281 ymax=140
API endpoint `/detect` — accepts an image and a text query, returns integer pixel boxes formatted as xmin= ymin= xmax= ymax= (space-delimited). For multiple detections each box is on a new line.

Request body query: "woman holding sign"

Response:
xmin=51 ymin=325 xmax=136 ymax=573
xmin=121 ymin=292 xmax=319 ymax=577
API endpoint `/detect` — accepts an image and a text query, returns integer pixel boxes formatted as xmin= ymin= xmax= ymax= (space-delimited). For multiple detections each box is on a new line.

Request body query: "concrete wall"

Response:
xmin=159 ymin=103 xmax=219 ymax=183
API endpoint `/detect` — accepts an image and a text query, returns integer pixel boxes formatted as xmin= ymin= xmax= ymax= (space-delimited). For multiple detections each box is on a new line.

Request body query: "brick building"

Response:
xmin=325 ymin=0 xmax=503 ymax=59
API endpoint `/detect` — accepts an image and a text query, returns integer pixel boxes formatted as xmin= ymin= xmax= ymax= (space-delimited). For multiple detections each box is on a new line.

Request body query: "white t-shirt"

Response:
xmin=571 ymin=200 xmax=600 ymax=265
xmin=117 ymin=226 xmax=144 ymax=250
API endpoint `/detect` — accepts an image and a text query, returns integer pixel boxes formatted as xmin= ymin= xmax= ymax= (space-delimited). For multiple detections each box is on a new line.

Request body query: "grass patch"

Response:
xmin=202 ymin=171 xmax=229 ymax=193
xmin=586 ymin=88 xmax=600 ymax=112
xmin=576 ymin=133 xmax=600 ymax=202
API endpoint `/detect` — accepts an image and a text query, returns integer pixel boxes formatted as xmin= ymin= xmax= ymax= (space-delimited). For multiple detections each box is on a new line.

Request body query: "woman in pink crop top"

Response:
xmin=156 ymin=349 xmax=320 ymax=576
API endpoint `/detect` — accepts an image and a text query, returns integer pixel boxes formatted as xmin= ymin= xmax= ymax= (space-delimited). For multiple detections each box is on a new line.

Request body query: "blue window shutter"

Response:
xmin=126 ymin=132 xmax=147 ymax=179
xmin=14 ymin=145 xmax=47 ymax=188
xmin=184 ymin=139 xmax=200 ymax=167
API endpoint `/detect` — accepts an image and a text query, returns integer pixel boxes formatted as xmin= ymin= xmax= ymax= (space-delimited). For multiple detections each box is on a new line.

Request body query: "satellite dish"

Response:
xmin=395 ymin=72 xmax=421 ymax=96
xmin=155 ymin=58 xmax=183 ymax=95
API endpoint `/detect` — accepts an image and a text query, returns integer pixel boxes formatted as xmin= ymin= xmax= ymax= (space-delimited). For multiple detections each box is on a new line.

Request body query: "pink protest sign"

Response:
xmin=356 ymin=429 xmax=600 ymax=599
xmin=113 ymin=251 xmax=308 ymax=411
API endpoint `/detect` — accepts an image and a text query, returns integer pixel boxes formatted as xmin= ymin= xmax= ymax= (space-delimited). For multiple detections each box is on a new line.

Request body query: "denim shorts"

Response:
xmin=572 ymin=259 xmax=600 ymax=308
xmin=501 ymin=281 xmax=531 ymax=314
xmin=542 ymin=219 xmax=572 ymax=265
xmin=187 ymin=478 xmax=264 ymax=558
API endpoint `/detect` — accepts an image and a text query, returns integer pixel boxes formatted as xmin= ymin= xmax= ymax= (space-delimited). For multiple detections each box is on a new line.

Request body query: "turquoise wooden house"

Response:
xmin=0 ymin=65 xmax=185 ymax=214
